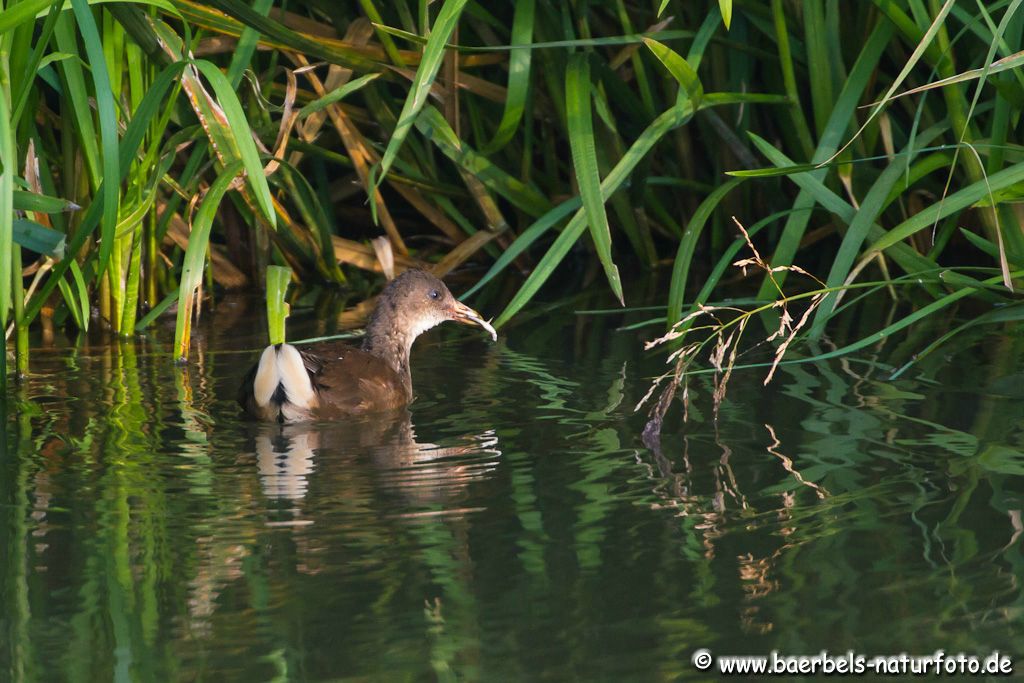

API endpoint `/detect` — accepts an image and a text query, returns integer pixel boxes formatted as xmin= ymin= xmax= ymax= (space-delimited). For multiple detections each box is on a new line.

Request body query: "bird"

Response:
xmin=238 ymin=270 xmax=497 ymax=423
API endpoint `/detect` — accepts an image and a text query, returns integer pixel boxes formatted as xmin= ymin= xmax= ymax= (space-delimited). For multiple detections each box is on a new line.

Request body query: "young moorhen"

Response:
xmin=238 ymin=270 xmax=497 ymax=423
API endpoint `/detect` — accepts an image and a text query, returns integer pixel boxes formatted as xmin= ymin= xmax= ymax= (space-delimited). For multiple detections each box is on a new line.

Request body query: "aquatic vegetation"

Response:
xmin=2 ymin=0 xmax=1022 ymax=386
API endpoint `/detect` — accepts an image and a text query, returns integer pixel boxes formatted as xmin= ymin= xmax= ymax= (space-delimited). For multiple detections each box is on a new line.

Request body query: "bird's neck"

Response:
xmin=361 ymin=310 xmax=414 ymax=399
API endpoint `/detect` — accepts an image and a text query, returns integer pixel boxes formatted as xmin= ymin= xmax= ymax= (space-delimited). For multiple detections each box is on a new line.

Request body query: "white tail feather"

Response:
xmin=253 ymin=345 xmax=280 ymax=407
xmin=252 ymin=344 xmax=318 ymax=418
xmin=277 ymin=344 xmax=317 ymax=409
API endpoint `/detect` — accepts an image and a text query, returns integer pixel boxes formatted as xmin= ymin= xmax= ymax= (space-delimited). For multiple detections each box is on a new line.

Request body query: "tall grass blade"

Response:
xmin=174 ymin=161 xmax=244 ymax=363
xmin=71 ymin=0 xmax=121 ymax=280
xmin=566 ymin=53 xmax=623 ymax=304
xmin=480 ymin=0 xmax=534 ymax=154
xmin=754 ymin=19 xmax=894 ymax=297
xmin=226 ymin=0 xmax=272 ymax=87
xmin=0 ymin=0 xmax=54 ymax=35
xmin=811 ymin=159 xmax=906 ymax=333
xmin=869 ymin=160 xmax=1024 ymax=253
xmin=0 ymin=60 xmax=13 ymax=334
xmin=416 ymin=106 xmax=549 ymax=215
xmin=747 ymin=132 xmax=938 ymax=275
xmin=376 ymin=0 xmax=469 ymax=185
xmin=190 ymin=60 xmax=276 ymax=228
xmin=196 ymin=0 xmax=383 ymax=70
xmin=461 ymin=196 xmax=583 ymax=300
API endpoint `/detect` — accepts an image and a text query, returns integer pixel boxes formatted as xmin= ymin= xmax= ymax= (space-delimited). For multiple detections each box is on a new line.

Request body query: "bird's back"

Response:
xmin=238 ymin=341 xmax=411 ymax=422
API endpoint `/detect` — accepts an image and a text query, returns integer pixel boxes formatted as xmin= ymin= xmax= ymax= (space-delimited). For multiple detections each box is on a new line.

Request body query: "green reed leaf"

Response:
xmin=869 ymin=160 xmax=1024 ymax=253
xmin=0 ymin=64 xmax=13 ymax=331
xmin=13 ymin=190 xmax=79 ymax=214
xmin=667 ymin=178 xmax=743 ymax=327
xmin=191 ymin=59 xmax=276 ymax=229
xmin=480 ymin=0 xmax=534 ymax=154
xmin=266 ymin=265 xmax=292 ymax=346
xmin=71 ymin=0 xmax=120 ymax=280
xmin=643 ymin=37 xmax=703 ymax=110
xmin=720 ymin=0 xmax=733 ymax=29
xmin=0 ymin=0 xmax=52 ymax=35
xmin=566 ymin=53 xmax=622 ymax=305
xmin=298 ymin=73 xmax=381 ymax=118
xmin=376 ymin=0 xmax=469 ymax=185
xmin=495 ymin=103 xmax=693 ymax=327
xmin=174 ymin=161 xmax=244 ymax=362
xmin=416 ymin=106 xmax=550 ymax=215
xmin=12 ymin=219 xmax=66 ymax=257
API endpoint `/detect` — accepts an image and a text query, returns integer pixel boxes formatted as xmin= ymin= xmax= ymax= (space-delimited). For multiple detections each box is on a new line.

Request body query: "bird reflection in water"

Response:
xmin=250 ymin=410 xmax=501 ymax=521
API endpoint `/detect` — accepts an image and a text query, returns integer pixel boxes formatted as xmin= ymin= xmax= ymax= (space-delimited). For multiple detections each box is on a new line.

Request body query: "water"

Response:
xmin=2 ymin=291 xmax=1023 ymax=681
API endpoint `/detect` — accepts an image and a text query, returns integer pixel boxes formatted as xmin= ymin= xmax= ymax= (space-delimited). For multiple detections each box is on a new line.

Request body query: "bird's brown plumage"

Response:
xmin=238 ymin=271 xmax=496 ymax=423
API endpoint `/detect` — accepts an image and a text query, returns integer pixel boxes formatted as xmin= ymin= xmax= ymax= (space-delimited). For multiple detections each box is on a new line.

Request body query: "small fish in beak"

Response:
xmin=450 ymin=301 xmax=498 ymax=341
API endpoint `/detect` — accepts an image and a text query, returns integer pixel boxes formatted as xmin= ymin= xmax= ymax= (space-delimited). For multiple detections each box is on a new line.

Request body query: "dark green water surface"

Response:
xmin=2 ymin=293 xmax=1023 ymax=681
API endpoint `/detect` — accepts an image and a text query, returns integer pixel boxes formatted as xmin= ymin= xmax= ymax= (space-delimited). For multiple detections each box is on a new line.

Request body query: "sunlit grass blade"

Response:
xmin=272 ymin=162 xmax=345 ymax=282
xmin=873 ymin=50 xmax=1024 ymax=104
xmin=56 ymin=275 xmax=85 ymax=331
xmin=719 ymin=0 xmax=733 ymax=29
xmin=293 ymin=55 xmax=408 ymax=253
xmin=190 ymin=60 xmax=276 ymax=228
xmin=185 ymin=0 xmax=387 ymax=70
xmin=0 ymin=0 xmax=54 ymax=34
xmin=374 ymin=23 xmax=696 ymax=51
xmin=823 ymin=0 xmax=954 ymax=165
xmin=811 ymin=159 xmax=906 ymax=333
xmin=298 ymin=73 xmax=381 ymax=118
xmin=642 ymin=37 xmax=703 ymax=109
xmin=868 ymin=160 xmax=1024 ymax=254
xmin=0 ymin=60 xmax=13 ymax=336
xmin=12 ymin=190 xmax=79 ymax=214
xmin=71 ymin=0 xmax=120 ymax=280
xmin=68 ymin=260 xmax=89 ymax=332
xmin=53 ymin=13 xmax=100 ymax=187
xmin=461 ymin=196 xmax=582 ymax=300
xmin=20 ymin=61 xmax=188 ymax=328
xmin=798 ymin=271 xmax=1018 ymax=366
xmin=265 ymin=265 xmax=291 ymax=345
xmin=754 ymin=19 xmax=894 ymax=298
xmin=480 ymin=0 xmax=534 ymax=154
xmin=10 ymin=0 xmax=62 ymax=123
xmin=566 ymin=53 xmax=622 ymax=304
xmin=135 ymin=288 xmax=177 ymax=333
xmin=376 ymin=0 xmax=469 ymax=185
xmin=746 ymin=132 xmax=938 ymax=275
xmin=225 ymin=0 xmax=272 ymax=87
xmin=174 ymin=161 xmax=244 ymax=362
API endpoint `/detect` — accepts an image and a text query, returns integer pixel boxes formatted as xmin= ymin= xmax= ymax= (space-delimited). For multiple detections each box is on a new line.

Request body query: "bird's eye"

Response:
xmin=429 ymin=289 xmax=440 ymax=300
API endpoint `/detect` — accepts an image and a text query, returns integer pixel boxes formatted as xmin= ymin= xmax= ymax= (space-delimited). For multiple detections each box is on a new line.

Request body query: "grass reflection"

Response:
xmin=2 ymin=307 xmax=1024 ymax=679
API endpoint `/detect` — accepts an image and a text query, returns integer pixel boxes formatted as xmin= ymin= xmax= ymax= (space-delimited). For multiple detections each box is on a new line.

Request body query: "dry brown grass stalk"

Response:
xmin=639 ymin=217 xmax=829 ymax=443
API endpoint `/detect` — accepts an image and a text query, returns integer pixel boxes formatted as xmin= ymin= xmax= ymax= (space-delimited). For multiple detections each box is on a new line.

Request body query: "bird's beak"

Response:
xmin=449 ymin=300 xmax=498 ymax=341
